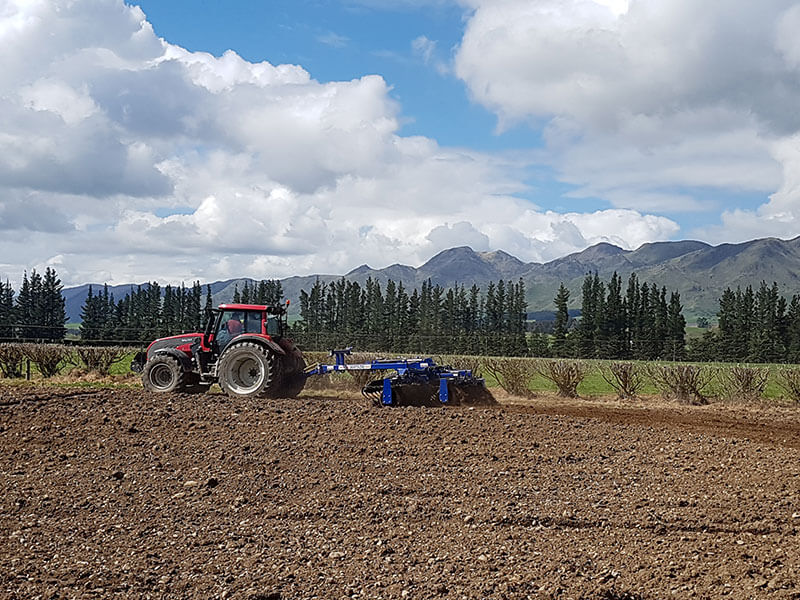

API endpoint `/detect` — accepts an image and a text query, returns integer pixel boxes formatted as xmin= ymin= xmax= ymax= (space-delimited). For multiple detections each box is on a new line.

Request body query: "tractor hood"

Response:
xmin=146 ymin=333 xmax=204 ymax=360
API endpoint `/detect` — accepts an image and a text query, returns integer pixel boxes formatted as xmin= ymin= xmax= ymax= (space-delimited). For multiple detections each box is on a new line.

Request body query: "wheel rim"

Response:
xmin=149 ymin=363 xmax=174 ymax=390
xmin=227 ymin=354 xmax=265 ymax=393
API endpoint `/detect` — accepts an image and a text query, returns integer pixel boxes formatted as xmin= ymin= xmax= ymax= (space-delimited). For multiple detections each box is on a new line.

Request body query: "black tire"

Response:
xmin=271 ymin=354 xmax=307 ymax=398
xmin=218 ymin=342 xmax=277 ymax=398
xmin=142 ymin=355 xmax=186 ymax=393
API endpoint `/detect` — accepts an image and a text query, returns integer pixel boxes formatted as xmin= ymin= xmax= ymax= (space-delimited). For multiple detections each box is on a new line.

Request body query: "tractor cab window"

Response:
xmin=244 ymin=311 xmax=263 ymax=334
xmin=266 ymin=315 xmax=280 ymax=337
xmin=216 ymin=311 xmax=245 ymax=350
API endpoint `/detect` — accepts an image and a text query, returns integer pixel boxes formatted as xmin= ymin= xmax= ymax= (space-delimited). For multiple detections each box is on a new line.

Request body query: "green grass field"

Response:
xmin=443 ymin=355 xmax=795 ymax=401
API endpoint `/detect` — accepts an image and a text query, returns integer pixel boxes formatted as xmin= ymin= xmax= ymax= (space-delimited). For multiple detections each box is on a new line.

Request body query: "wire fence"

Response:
xmin=0 ymin=321 xmax=795 ymax=365
xmin=0 ymin=334 xmax=687 ymax=363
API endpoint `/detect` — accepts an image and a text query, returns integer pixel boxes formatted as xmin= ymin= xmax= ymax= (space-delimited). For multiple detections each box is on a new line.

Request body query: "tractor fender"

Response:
xmin=150 ymin=348 xmax=193 ymax=373
xmin=224 ymin=335 xmax=286 ymax=357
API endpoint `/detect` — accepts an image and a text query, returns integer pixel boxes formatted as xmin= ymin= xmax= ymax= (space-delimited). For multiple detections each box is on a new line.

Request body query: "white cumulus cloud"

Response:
xmin=0 ymin=0 xmax=685 ymax=288
xmin=455 ymin=0 xmax=800 ymax=238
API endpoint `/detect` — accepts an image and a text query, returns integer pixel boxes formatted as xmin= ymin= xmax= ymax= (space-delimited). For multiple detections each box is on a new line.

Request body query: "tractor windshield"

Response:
xmin=215 ymin=310 xmax=261 ymax=350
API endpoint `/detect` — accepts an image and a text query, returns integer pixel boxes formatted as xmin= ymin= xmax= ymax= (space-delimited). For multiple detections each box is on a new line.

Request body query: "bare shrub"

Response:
xmin=20 ymin=343 xmax=74 ymax=378
xmin=346 ymin=367 xmax=378 ymax=389
xmin=346 ymin=352 xmax=382 ymax=389
xmin=301 ymin=351 xmax=340 ymax=390
xmin=0 ymin=343 xmax=25 ymax=378
xmin=601 ymin=362 xmax=644 ymax=400
xmin=75 ymin=346 xmax=128 ymax=375
xmin=303 ymin=371 xmax=335 ymax=391
xmin=775 ymin=368 xmax=800 ymax=404
xmin=534 ymin=359 xmax=589 ymax=398
xmin=718 ymin=366 xmax=770 ymax=403
xmin=301 ymin=351 xmax=329 ymax=367
xmin=647 ymin=364 xmax=716 ymax=405
xmin=300 ymin=350 xmax=383 ymax=391
xmin=482 ymin=357 xmax=535 ymax=397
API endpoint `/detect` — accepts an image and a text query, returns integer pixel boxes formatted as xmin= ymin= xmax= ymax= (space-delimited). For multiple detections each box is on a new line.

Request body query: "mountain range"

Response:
xmin=63 ymin=236 xmax=800 ymax=324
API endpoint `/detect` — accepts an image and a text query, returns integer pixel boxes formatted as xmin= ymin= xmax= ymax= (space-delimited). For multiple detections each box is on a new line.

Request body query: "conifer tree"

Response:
xmin=15 ymin=271 xmax=34 ymax=339
xmin=666 ymin=291 xmax=686 ymax=360
xmin=384 ymin=279 xmax=398 ymax=348
xmin=634 ymin=282 xmax=652 ymax=360
xmin=787 ymin=295 xmax=800 ymax=363
xmin=79 ymin=285 xmax=101 ymax=340
xmin=99 ymin=284 xmax=115 ymax=340
xmin=188 ymin=281 xmax=202 ymax=332
xmin=396 ymin=281 xmax=410 ymax=350
xmin=749 ymin=281 xmax=785 ymax=363
xmin=605 ymin=272 xmax=625 ymax=358
xmin=162 ymin=285 xmax=176 ymax=336
xmin=0 ymin=280 xmax=14 ymax=339
xmin=553 ymin=283 xmax=570 ymax=357
xmin=652 ymin=284 xmax=668 ymax=359
xmin=40 ymin=267 xmax=67 ymax=340
xmin=205 ymin=284 xmax=214 ymax=315
xmin=240 ymin=280 xmax=252 ymax=304
xmin=624 ymin=273 xmax=639 ymax=359
xmin=577 ymin=273 xmax=598 ymax=358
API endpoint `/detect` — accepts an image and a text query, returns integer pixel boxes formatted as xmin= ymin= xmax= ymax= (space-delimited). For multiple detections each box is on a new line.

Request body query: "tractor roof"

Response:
xmin=218 ymin=302 xmax=288 ymax=314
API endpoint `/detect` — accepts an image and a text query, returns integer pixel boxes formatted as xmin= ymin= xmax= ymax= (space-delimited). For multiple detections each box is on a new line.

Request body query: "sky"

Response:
xmin=1 ymin=0 xmax=799 ymax=288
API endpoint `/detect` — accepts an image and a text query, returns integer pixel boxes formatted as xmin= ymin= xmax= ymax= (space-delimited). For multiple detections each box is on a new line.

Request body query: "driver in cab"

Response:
xmin=216 ymin=311 xmax=244 ymax=350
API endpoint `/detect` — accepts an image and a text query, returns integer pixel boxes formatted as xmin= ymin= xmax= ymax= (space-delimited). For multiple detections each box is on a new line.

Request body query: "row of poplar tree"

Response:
xmin=687 ymin=282 xmax=800 ymax=363
xmin=0 ymin=267 xmax=687 ymax=359
xmin=292 ymin=273 xmax=686 ymax=359
xmin=550 ymin=273 xmax=687 ymax=361
xmin=79 ymin=282 xmax=206 ymax=343
xmin=79 ymin=279 xmax=284 ymax=342
xmin=5 ymin=265 xmax=799 ymax=365
xmin=294 ymin=277 xmax=529 ymax=355
xmin=0 ymin=269 xmax=67 ymax=341
xmin=0 ymin=270 xmax=285 ymax=343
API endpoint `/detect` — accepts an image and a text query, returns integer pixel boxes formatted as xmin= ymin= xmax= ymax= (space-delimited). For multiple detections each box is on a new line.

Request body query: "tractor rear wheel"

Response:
xmin=142 ymin=355 xmax=186 ymax=393
xmin=271 ymin=354 xmax=306 ymax=398
xmin=282 ymin=355 xmax=307 ymax=398
xmin=218 ymin=342 xmax=277 ymax=398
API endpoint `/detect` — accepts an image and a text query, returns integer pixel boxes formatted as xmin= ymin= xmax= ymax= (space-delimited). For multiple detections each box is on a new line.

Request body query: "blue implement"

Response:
xmin=304 ymin=347 xmax=485 ymax=406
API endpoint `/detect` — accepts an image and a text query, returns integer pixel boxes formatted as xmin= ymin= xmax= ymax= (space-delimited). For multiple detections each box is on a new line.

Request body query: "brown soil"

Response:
xmin=2 ymin=385 xmax=799 ymax=599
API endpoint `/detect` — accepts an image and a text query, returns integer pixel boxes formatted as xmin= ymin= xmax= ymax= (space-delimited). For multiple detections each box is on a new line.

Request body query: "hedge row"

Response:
xmin=304 ymin=352 xmax=800 ymax=405
xmin=3 ymin=343 xmax=799 ymax=405
xmin=0 ymin=343 xmax=130 ymax=379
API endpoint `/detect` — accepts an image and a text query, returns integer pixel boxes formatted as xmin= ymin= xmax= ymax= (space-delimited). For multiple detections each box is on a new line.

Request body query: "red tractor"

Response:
xmin=132 ymin=303 xmax=306 ymax=398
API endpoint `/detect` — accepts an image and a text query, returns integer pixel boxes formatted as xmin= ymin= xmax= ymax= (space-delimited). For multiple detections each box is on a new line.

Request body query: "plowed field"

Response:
xmin=2 ymin=386 xmax=800 ymax=599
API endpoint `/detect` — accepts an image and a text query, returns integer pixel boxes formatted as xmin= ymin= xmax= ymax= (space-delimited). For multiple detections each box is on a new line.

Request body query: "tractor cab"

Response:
xmin=204 ymin=302 xmax=288 ymax=351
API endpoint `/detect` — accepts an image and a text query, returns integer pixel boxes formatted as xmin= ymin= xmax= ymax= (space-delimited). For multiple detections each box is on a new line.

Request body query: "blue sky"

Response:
xmin=133 ymin=0 xmax=608 ymax=220
xmin=1 ymin=0 xmax=799 ymax=287
xmin=135 ymin=1 xmax=536 ymax=149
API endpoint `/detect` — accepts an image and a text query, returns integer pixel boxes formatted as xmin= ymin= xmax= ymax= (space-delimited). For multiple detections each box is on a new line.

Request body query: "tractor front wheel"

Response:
xmin=218 ymin=342 xmax=277 ymax=398
xmin=142 ymin=355 xmax=186 ymax=393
